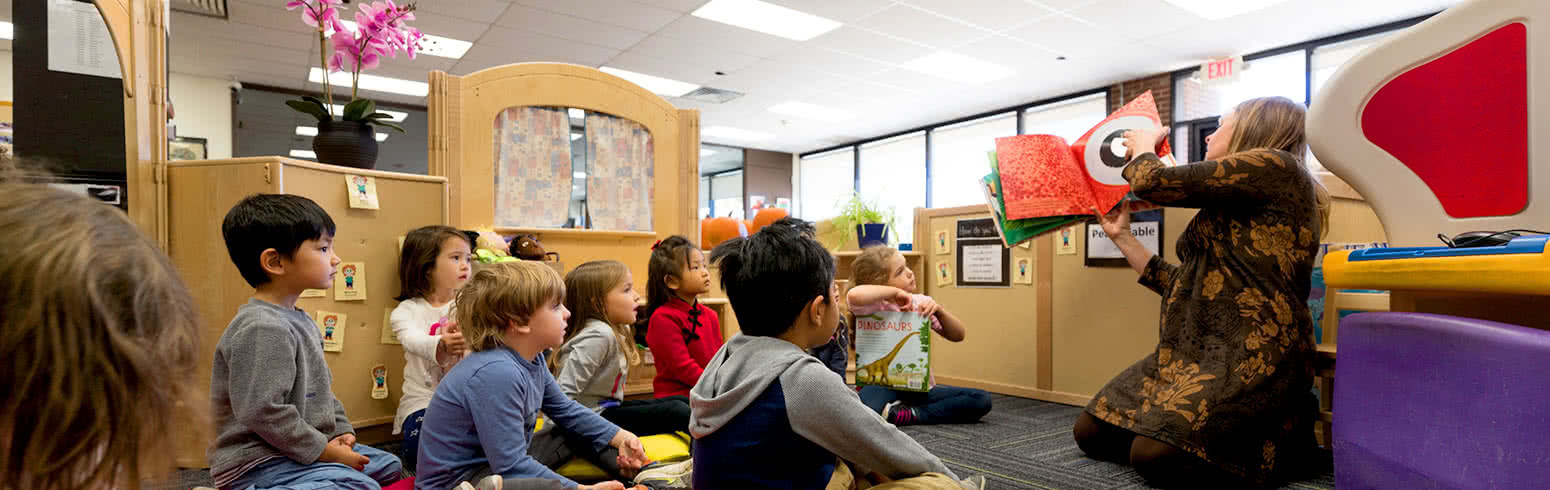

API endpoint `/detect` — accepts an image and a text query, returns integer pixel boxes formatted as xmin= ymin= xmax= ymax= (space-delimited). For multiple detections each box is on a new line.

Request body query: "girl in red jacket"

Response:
xmin=644 ymin=235 xmax=723 ymax=398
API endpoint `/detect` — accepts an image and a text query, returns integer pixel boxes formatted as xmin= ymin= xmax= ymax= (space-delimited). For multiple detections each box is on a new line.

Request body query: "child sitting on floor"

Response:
xmin=690 ymin=217 xmax=983 ymax=490
xmin=414 ymin=261 xmax=648 ymax=490
xmin=391 ymin=225 xmax=475 ymax=474
xmin=848 ymin=245 xmax=993 ymax=426
xmin=209 ymin=194 xmax=402 ymax=489
xmin=643 ymin=236 xmax=723 ymax=399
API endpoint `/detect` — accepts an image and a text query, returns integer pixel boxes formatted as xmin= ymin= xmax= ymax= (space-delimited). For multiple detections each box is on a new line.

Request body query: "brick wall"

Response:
xmin=1108 ymin=73 xmax=1174 ymax=123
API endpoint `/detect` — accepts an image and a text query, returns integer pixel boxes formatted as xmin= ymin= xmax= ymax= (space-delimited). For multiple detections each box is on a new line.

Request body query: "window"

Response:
xmin=797 ymin=148 xmax=855 ymax=221
xmin=1175 ymin=51 xmax=1308 ymax=122
xmin=930 ymin=113 xmax=1016 ymax=209
xmin=860 ymin=132 xmax=926 ymax=245
xmin=699 ymin=176 xmax=711 ymax=218
xmin=1311 ymin=31 xmax=1399 ymax=98
xmin=710 ymin=170 xmax=744 ymax=219
xmin=1022 ymin=93 xmax=1109 ymax=142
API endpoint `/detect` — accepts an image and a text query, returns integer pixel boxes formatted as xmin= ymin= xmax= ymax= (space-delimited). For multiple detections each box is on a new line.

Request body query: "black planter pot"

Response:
xmin=312 ymin=119 xmax=379 ymax=170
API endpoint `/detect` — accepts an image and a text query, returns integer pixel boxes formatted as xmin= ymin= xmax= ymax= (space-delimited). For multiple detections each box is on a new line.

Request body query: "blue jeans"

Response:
xmin=858 ymin=385 xmax=993 ymax=425
xmin=223 ymin=443 xmax=402 ymax=490
xmin=401 ymin=409 xmax=427 ymax=475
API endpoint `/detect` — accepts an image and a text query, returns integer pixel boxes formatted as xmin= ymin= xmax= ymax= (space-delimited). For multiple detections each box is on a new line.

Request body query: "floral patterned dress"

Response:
xmin=1087 ymin=149 xmax=1320 ymax=485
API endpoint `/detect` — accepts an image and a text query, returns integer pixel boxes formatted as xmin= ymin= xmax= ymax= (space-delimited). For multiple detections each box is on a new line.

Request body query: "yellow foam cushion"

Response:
xmin=555 ymin=432 xmax=692 ymax=481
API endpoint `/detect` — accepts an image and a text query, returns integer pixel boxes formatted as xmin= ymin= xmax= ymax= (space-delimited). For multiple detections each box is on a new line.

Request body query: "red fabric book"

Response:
xmin=995 ymin=91 xmax=1173 ymax=220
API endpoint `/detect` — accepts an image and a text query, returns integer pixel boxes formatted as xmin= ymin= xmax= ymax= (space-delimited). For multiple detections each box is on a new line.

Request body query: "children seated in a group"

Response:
xmin=414 ymin=261 xmax=649 ymax=490
xmin=550 ymin=260 xmax=693 ymax=477
xmin=691 ymin=217 xmax=982 ymax=490
xmin=848 ymin=246 xmax=994 ymax=426
xmin=391 ymin=225 xmax=475 ymax=473
xmin=643 ymin=236 xmax=723 ymax=398
xmin=0 ymin=179 xmax=203 ymax=490
xmin=210 ymin=194 xmax=402 ymax=489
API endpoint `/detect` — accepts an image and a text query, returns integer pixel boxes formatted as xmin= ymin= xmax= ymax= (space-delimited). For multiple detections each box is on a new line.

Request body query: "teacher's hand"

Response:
xmin=1092 ymin=206 xmax=1132 ymax=240
xmin=1122 ymin=125 xmax=1169 ymax=160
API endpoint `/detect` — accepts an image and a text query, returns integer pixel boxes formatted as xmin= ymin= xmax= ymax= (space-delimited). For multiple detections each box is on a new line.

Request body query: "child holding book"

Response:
xmin=692 ymin=217 xmax=982 ymax=490
xmin=0 ymin=180 xmax=202 ymax=490
xmin=391 ymin=225 xmax=475 ymax=473
xmin=848 ymin=246 xmax=993 ymax=426
xmin=643 ymin=236 xmax=723 ymax=398
xmin=414 ymin=261 xmax=648 ymax=490
xmin=210 ymin=194 xmax=402 ymax=489
xmin=551 ymin=260 xmax=693 ymax=478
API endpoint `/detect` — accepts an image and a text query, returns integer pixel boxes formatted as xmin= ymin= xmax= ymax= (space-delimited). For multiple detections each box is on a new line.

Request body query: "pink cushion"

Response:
xmin=383 ymin=477 xmax=415 ymax=490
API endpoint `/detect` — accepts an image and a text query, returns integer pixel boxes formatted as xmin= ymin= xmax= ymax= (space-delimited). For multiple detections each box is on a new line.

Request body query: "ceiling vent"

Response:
xmin=679 ymin=86 xmax=744 ymax=104
xmin=171 ymin=0 xmax=229 ymax=19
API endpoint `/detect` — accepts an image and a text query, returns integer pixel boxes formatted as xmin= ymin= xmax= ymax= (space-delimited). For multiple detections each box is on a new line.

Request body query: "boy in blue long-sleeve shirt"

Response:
xmin=415 ymin=261 xmax=649 ymax=490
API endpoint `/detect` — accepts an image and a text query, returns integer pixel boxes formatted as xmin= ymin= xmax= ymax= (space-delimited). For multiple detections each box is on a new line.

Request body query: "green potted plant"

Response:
xmin=284 ymin=0 xmax=418 ymax=169
xmin=828 ymin=193 xmax=896 ymax=249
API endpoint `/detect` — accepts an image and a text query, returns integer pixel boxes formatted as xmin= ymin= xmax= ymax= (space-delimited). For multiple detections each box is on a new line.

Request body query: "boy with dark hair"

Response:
xmin=209 ymin=194 xmax=403 ymax=489
xmin=691 ymin=217 xmax=982 ymax=490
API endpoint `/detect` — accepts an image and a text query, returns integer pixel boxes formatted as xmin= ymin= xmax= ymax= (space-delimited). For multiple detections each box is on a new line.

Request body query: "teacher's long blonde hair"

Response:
xmin=1224 ymin=96 xmax=1331 ymax=238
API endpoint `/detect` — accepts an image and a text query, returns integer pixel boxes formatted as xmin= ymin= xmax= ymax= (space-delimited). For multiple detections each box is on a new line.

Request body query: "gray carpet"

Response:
xmin=151 ymin=394 xmax=1335 ymax=489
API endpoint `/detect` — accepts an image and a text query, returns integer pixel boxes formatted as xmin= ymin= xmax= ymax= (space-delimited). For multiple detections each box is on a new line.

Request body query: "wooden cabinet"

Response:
xmin=165 ymin=157 xmax=448 ymax=467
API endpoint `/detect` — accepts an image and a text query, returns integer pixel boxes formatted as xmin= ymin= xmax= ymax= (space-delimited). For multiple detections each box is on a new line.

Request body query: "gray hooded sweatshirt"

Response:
xmin=690 ymin=334 xmax=957 ymax=482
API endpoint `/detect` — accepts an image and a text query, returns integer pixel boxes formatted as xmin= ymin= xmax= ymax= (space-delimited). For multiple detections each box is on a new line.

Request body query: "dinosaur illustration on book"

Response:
xmin=857 ymin=334 xmax=914 ymax=386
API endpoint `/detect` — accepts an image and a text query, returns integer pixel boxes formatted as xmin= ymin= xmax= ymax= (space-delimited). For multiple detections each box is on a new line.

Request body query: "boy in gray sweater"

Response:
xmin=208 ymin=194 xmax=402 ymax=489
xmin=691 ymin=218 xmax=982 ymax=490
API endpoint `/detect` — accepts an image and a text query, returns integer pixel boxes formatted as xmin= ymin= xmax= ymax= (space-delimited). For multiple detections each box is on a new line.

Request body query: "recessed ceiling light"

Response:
xmin=289 ymin=149 xmax=317 ymax=159
xmin=692 ymin=0 xmax=842 ymax=41
xmin=701 ymin=148 xmax=715 ymax=157
xmin=768 ymin=101 xmax=854 ymax=122
xmin=1161 ymin=0 xmax=1291 ymax=20
xmin=296 ymin=126 xmax=389 ymax=142
xmin=0 ymin=22 xmax=13 ymax=41
xmin=333 ymin=20 xmax=472 ymax=59
xmin=325 ymin=104 xmax=408 ymax=122
xmin=703 ymin=126 xmax=775 ymax=142
xmin=309 ymin=67 xmax=428 ymax=97
xmin=599 ymin=67 xmax=700 ymax=97
xmin=900 ymin=51 xmax=1014 ymax=84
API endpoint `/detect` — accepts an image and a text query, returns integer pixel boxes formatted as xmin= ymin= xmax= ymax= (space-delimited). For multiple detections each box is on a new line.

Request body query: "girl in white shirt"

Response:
xmin=390 ymin=225 xmax=473 ymax=474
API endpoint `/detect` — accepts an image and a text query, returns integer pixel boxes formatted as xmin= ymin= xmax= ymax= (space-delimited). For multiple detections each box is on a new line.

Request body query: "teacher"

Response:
xmin=1073 ymin=96 xmax=1329 ymax=489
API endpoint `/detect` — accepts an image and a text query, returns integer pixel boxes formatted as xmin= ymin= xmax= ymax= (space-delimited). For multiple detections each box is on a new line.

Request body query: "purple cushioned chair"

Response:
xmin=1335 ymin=312 xmax=1550 ymax=489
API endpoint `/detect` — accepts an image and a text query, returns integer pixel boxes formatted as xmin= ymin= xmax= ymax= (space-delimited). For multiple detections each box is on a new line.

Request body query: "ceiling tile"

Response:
xmin=763 ymin=0 xmax=895 ymax=24
xmin=172 ymin=36 xmax=311 ymax=68
xmin=1005 ymin=13 xmax=1114 ymax=60
xmin=653 ymin=15 xmax=799 ymax=59
xmin=174 ymin=14 xmax=315 ymax=52
xmin=952 ymin=34 xmax=1060 ymax=70
xmin=413 ymin=0 xmax=518 ymax=23
xmin=1023 ymin=0 xmax=1100 ymax=13
xmin=223 ymin=1 xmax=316 ymax=34
xmin=855 ymin=4 xmax=992 ymax=50
xmin=515 ymin=0 xmax=684 ymax=32
xmin=630 ymin=0 xmax=710 ymax=12
xmin=868 ymin=68 xmax=969 ymax=96
xmin=896 ymin=0 xmax=1059 ymax=33
xmin=400 ymin=11 xmax=495 ymax=42
xmin=604 ymin=49 xmax=730 ymax=86
xmin=624 ymin=34 xmax=765 ymax=79
xmin=765 ymin=45 xmax=895 ymax=80
xmin=474 ymin=26 xmax=622 ymax=66
xmin=493 ymin=4 xmax=650 ymax=50
xmin=1065 ymin=0 xmax=1201 ymax=42
xmin=811 ymin=25 xmax=930 ymax=65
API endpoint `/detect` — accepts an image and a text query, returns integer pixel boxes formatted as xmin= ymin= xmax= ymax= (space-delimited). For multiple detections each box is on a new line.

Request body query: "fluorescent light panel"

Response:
xmin=599 ymin=67 xmax=700 ymax=97
xmin=573 ymin=172 xmax=587 ymax=178
xmin=0 ymin=21 xmax=13 ymax=41
xmin=703 ymin=126 xmax=775 ymax=142
xmin=1161 ymin=0 xmax=1291 ymax=20
xmin=900 ymin=51 xmax=1014 ymax=84
xmin=692 ymin=0 xmax=842 ymax=41
xmin=571 ymin=133 xmax=583 ymax=141
xmin=309 ymin=67 xmax=428 ymax=97
xmin=334 ymin=20 xmax=471 ymax=59
xmin=768 ymin=101 xmax=853 ymax=122
xmin=296 ymin=126 xmax=390 ymax=142
xmin=289 ymin=149 xmax=317 ymax=159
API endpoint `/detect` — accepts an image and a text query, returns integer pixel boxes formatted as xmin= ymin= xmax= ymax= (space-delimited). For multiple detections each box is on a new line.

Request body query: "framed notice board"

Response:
xmin=955 ymin=217 xmax=1010 ymax=287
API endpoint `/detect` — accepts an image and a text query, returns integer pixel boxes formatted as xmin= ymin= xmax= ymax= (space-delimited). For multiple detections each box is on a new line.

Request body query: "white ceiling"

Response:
xmin=166 ymin=0 xmax=1461 ymax=154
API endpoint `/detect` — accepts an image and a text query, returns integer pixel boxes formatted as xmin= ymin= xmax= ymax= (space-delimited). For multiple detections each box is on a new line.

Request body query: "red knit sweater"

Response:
xmin=646 ymin=296 xmax=723 ymax=398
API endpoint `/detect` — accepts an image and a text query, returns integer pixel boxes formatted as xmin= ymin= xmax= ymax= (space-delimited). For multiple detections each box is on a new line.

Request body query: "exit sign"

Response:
xmin=1201 ymin=56 xmax=1243 ymax=83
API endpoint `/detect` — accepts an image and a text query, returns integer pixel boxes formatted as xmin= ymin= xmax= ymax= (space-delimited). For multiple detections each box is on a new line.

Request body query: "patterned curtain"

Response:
xmin=584 ymin=112 xmax=654 ymax=231
xmin=493 ymin=106 xmax=573 ymax=228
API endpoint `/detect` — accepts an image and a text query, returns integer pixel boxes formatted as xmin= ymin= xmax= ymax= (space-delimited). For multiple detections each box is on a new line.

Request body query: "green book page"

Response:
xmin=985 ymin=152 xmax=1086 ymax=246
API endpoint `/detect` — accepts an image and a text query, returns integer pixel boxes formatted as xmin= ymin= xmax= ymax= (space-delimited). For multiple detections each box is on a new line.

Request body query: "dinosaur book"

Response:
xmin=854 ymin=311 xmax=932 ymax=392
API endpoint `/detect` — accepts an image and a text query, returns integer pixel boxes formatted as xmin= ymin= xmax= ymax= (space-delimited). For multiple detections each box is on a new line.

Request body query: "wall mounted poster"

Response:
xmin=955 ymin=218 xmax=1010 ymax=287
xmin=933 ymin=227 xmax=951 ymax=255
xmin=1014 ymin=256 xmax=1033 ymax=284
xmin=335 ymin=262 xmax=368 ymax=301
xmin=346 ymin=175 xmax=380 ymax=209
xmin=935 ymin=262 xmax=953 ymax=288
xmin=315 ymin=311 xmax=346 ymax=352
xmin=1086 ymin=209 xmax=1163 ymax=267
xmin=1057 ymin=225 xmax=1078 ymax=255
xmin=854 ymin=311 xmax=931 ymax=392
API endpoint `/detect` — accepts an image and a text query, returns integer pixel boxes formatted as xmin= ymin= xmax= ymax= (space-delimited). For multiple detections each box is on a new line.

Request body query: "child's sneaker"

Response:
xmin=455 ymin=475 xmax=505 ymax=490
xmin=959 ymin=474 xmax=987 ymax=489
xmin=882 ymin=400 xmax=919 ymax=425
xmin=633 ymin=459 xmax=692 ymax=489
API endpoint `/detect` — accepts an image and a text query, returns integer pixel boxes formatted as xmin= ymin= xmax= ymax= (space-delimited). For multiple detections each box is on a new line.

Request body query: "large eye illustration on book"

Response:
xmin=1082 ymin=115 xmax=1156 ymax=186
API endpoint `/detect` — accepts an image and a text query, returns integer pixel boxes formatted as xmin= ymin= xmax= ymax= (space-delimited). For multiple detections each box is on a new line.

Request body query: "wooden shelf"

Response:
xmin=1332 ymin=291 xmax=1389 ymax=311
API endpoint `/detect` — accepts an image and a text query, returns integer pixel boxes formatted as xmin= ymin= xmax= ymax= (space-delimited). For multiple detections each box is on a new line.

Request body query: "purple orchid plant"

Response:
xmin=283 ymin=0 xmax=422 ymax=133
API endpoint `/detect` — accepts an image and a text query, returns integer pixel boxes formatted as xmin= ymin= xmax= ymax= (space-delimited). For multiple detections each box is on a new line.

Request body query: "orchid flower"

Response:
xmin=284 ymin=0 xmax=417 ymax=133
